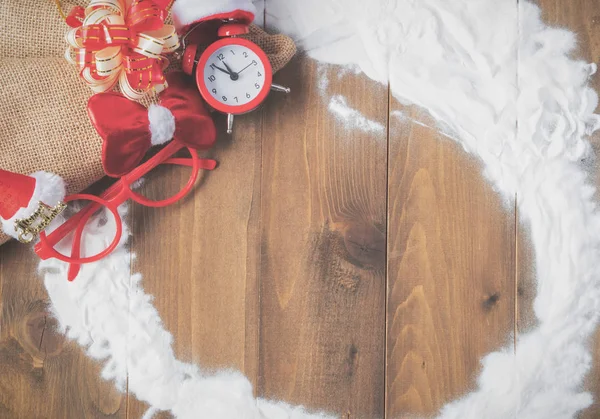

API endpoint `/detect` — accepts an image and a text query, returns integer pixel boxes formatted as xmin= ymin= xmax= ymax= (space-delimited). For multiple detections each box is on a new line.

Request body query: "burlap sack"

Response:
xmin=0 ymin=0 xmax=296 ymax=246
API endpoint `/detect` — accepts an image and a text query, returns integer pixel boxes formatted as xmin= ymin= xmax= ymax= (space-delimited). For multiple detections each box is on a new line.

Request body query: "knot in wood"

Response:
xmin=342 ymin=222 xmax=385 ymax=269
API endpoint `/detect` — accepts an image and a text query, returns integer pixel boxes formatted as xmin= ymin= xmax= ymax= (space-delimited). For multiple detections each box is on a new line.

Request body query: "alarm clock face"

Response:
xmin=197 ymin=38 xmax=273 ymax=115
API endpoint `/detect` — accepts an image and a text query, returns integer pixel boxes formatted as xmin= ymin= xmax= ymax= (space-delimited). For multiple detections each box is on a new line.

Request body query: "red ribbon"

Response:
xmin=87 ymin=72 xmax=217 ymax=178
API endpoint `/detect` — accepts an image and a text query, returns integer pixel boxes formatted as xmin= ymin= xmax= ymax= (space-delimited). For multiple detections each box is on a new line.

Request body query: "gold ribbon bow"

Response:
xmin=65 ymin=0 xmax=179 ymax=100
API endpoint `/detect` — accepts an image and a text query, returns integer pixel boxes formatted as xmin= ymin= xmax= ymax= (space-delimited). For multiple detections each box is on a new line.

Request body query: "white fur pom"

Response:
xmin=148 ymin=104 xmax=176 ymax=146
xmin=1 ymin=171 xmax=66 ymax=240
xmin=172 ymin=0 xmax=256 ymax=31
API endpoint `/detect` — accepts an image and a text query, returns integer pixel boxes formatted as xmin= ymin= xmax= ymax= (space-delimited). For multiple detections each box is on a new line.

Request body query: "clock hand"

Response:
xmin=218 ymin=61 xmax=240 ymax=81
xmin=237 ymin=63 xmax=253 ymax=75
xmin=223 ymin=61 xmax=236 ymax=75
xmin=211 ymin=63 xmax=232 ymax=76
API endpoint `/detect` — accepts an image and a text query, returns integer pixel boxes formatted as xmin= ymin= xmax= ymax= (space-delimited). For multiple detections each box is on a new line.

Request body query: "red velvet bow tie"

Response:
xmin=88 ymin=72 xmax=217 ymax=178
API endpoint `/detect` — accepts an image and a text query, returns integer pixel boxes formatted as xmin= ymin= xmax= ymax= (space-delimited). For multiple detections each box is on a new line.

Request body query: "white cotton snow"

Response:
xmin=317 ymin=62 xmax=383 ymax=135
xmin=38 ymin=0 xmax=600 ymax=418
xmin=267 ymin=0 xmax=600 ymax=418
xmin=392 ymin=110 xmax=461 ymax=143
xmin=329 ymin=95 xmax=385 ymax=134
xmin=40 ymin=205 xmax=334 ymax=419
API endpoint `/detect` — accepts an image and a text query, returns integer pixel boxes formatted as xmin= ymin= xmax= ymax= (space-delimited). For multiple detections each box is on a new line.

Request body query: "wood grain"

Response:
xmin=127 ymin=116 xmax=263 ymax=417
xmin=0 ymin=240 xmax=126 ymax=419
xmin=386 ymin=107 xmax=516 ymax=417
xmin=258 ymin=59 xmax=388 ymax=417
xmin=3 ymin=1 xmax=600 ymax=418
xmin=128 ymin=3 xmax=266 ymax=415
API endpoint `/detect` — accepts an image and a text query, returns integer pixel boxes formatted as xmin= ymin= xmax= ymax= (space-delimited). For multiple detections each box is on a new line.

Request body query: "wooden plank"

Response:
xmin=127 ymin=116 xmax=263 ymax=417
xmin=520 ymin=2 xmax=600 ymax=418
xmin=386 ymin=107 xmax=516 ymax=416
xmin=258 ymin=60 xmax=388 ymax=417
xmin=0 ymin=240 xmax=125 ymax=418
xmin=128 ymin=3 xmax=266 ymax=415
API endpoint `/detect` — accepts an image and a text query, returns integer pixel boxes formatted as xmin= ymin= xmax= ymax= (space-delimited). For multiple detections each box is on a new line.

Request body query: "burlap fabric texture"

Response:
xmin=0 ymin=0 xmax=296 ymax=246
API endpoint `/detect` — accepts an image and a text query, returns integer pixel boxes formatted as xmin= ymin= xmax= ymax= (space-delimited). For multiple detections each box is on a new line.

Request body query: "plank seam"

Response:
xmin=383 ymin=80 xmax=392 ymax=419
xmin=254 ymin=0 xmax=267 ymax=395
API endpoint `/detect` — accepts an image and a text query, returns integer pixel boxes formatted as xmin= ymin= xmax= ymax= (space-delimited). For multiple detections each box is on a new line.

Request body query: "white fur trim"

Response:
xmin=172 ymin=0 xmax=256 ymax=31
xmin=148 ymin=104 xmax=176 ymax=146
xmin=1 ymin=171 xmax=66 ymax=240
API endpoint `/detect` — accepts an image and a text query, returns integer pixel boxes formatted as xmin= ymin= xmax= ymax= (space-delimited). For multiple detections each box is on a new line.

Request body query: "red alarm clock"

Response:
xmin=182 ymin=22 xmax=290 ymax=134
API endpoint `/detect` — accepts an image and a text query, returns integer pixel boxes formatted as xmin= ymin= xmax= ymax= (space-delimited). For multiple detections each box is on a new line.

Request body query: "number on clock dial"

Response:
xmin=203 ymin=44 xmax=267 ymax=108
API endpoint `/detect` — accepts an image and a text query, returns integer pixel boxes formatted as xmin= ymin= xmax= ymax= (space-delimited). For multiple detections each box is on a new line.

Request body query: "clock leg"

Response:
xmin=227 ymin=113 xmax=235 ymax=134
xmin=271 ymin=84 xmax=291 ymax=94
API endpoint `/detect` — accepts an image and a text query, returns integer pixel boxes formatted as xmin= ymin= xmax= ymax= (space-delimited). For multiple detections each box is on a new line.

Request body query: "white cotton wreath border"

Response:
xmin=38 ymin=1 xmax=600 ymax=418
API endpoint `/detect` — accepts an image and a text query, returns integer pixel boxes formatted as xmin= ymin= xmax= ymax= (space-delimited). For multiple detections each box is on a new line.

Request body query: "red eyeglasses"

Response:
xmin=34 ymin=139 xmax=216 ymax=281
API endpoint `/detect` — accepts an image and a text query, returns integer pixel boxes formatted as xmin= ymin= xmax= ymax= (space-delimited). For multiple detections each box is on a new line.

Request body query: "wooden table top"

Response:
xmin=1 ymin=1 xmax=599 ymax=417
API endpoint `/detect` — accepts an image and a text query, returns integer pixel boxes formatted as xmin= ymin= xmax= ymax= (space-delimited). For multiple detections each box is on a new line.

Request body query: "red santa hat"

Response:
xmin=171 ymin=0 xmax=256 ymax=33
xmin=0 ymin=170 xmax=66 ymax=240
